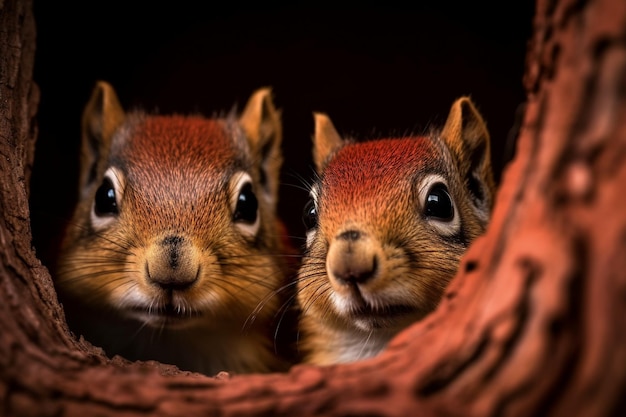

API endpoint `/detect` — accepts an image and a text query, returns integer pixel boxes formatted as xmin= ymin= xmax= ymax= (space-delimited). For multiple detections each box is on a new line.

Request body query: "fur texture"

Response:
xmin=55 ymin=81 xmax=295 ymax=376
xmin=297 ymin=97 xmax=496 ymax=365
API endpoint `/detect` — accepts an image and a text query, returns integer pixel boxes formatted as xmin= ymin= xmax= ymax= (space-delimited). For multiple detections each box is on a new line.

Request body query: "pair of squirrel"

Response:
xmin=53 ymin=81 xmax=495 ymax=376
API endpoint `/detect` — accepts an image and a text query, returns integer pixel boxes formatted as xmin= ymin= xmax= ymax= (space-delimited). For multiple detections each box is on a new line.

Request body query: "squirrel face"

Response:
xmin=72 ymin=115 xmax=275 ymax=328
xmin=297 ymin=97 xmax=496 ymax=365
xmin=55 ymin=81 xmax=291 ymax=374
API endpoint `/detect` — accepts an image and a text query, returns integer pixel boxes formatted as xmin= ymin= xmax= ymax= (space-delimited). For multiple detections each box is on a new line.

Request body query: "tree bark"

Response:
xmin=2 ymin=0 xmax=626 ymax=416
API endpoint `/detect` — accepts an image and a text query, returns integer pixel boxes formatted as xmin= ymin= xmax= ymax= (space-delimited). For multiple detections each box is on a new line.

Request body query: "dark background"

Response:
xmin=30 ymin=2 xmax=535 ymax=266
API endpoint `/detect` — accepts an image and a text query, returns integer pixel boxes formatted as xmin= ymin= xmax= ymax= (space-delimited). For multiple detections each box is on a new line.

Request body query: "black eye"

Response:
xmin=233 ymin=182 xmax=258 ymax=224
xmin=424 ymin=183 xmax=454 ymax=221
xmin=302 ymin=199 xmax=318 ymax=230
xmin=94 ymin=177 xmax=118 ymax=216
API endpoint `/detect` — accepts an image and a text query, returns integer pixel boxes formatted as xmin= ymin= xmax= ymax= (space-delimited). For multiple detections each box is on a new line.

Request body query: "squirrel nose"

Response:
xmin=327 ymin=230 xmax=378 ymax=285
xmin=332 ymin=254 xmax=377 ymax=284
xmin=146 ymin=235 xmax=199 ymax=290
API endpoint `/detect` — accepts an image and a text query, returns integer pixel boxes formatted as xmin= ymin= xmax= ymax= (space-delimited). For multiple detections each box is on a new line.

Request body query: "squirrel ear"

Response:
xmin=312 ymin=112 xmax=344 ymax=172
xmin=80 ymin=80 xmax=125 ymax=196
xmin=440 ymin=97 xmax=496 ymax=219
xmin=239 ymin=87 xmax=283 ymax=206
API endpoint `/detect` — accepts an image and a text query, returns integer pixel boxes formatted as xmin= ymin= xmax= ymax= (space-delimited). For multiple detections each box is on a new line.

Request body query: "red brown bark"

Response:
xmin=1 ymin=0 xmax=626 ymax=416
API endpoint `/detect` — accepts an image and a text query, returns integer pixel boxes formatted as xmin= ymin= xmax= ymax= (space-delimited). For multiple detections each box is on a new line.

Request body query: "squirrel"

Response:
xmin=296 ymin=97 xmax=496 ymax=365
xmin=54 ymin=81 xmax=297 ymax=376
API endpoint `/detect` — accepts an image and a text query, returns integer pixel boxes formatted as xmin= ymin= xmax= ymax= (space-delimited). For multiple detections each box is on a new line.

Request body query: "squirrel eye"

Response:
xmin=424 ymin=183 xmax=454 ymax=221
xmin=302 ymin=199 xmax=318 ymax=230
xmin=233 ymin=182 xmax=258 ymax=224
xmin=94 ymin=177 xmax=118 ymax=216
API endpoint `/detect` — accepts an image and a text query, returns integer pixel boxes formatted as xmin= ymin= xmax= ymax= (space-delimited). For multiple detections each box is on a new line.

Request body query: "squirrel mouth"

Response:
xmin=348 ymin=303 xmax=421 ymax=330
xmin=351 ymin=303 xmax=414 ymax=315
xmin=349 ymin=303 xmax=416 ymax=320
xmin=128 ymin=303 xmax=203 ymax=327
xmin=342 ymin=288 xmax=420 ymax=329
xmin=343 ymin=285 xmax=416 ymax=318
xmin=335 ymin=285 xmax=423 ymax=330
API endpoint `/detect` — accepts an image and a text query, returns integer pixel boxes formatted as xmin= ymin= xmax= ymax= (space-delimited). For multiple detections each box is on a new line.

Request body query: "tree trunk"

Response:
xmin=2 ymin=0 xmax=625 ymax=416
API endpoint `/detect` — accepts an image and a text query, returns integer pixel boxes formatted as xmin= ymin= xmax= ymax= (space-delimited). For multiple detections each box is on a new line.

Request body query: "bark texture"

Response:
xmin=2 ymin=0 xmax=626 ymax=416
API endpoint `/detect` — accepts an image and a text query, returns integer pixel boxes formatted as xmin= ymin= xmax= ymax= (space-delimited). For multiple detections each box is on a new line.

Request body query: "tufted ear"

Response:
xmin=440 ymin=96 xmax=496 ymax=220
xmin=79 ymin=80 xmax=125 ymax=197
xmin=312 ymin=113 xmax=344 ymax=173
xmin=239 ymin=87 xmax=283 ymax=208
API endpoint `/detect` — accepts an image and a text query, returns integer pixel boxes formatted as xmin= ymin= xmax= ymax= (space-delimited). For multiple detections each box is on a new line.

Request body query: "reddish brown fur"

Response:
xmin=123 ymin=115 xmax=237 ymax=174
xmin=321 ymin=138 xmax=439 ymax=222
xmin=55 ymin=82 xmax=296 ymax=376
xmin=297 ymin=99 xmax=496 ymax=365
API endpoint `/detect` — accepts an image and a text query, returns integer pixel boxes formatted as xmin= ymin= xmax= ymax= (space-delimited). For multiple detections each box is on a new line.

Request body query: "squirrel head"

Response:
xmin=297 ymin=97 xmax=496 ymax=364
xmin=57 ymin=81 xmax=287 ymax=332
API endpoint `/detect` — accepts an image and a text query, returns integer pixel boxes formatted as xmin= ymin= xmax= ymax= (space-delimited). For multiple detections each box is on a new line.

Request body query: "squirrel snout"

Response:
xmin=327 ymin=231 xmax=379 ymax=285
xmin=146 ymin=235 xmax=200 ymax=290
